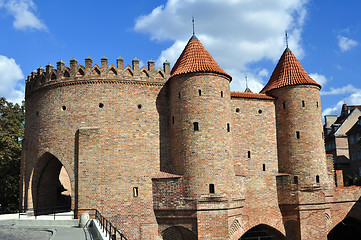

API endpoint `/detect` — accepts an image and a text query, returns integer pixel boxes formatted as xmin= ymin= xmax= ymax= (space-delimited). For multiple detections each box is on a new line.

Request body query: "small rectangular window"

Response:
xmin=293 ymin=176 xmax=298 ymax=184
xmin=193 ymin=122 xmax=199 ymax=131
xmin=133 ymin=187 xmax=138 ymax=197
xmin=178 ymin=92 xmax=181 ymax=99
xmin=198 ymin=89 xmax=202 ymax=96
xmin=248 ymin=151 xmax=251 ymax=158
xmin=302 ymin=100 xmax=305 ymax=107
xmin=316 ymin=175 xmax=320 ymax=183
xmin=221 ymin=91 xmax=223 ymax=98
xmin=296 ymin=131 xmax=300 ymax=139
xmin=316 ymin=102 xmax=319 ymax=108
xmin=172 ymin=116 xmax=175 ymax=125
xmin=283 ymin=102 xmax=286 ymax=109
xmin=262 ymin=164 xmax=266 ymax=171
xmin=227 ymin=123 xmax=230 ymax=132
xmin=209 ymin=184 xmax=215 ymax=194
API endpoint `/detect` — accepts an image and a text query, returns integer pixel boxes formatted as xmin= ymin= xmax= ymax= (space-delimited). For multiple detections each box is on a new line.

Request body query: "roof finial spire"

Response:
xmin=245 ymin=74 xmax=251 ymax=92
xmin=192 ymin=16 xmax=195 ymax=35
xmin=245 ymin=74 xmax=248 ymax=89
xmin=285 ymin=30 xmax=289 ymax=48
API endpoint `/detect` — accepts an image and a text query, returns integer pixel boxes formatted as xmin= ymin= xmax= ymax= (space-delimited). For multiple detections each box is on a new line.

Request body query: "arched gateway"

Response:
xmin=239 ymin=224 xmax=286 ymax=240
xmin=162 ymin=226 xmax=197 ymax=240
xmin=30 ymin=153 xmax=71 ymax=214
xmin=328 ymin=217 xmax=361 ymax=240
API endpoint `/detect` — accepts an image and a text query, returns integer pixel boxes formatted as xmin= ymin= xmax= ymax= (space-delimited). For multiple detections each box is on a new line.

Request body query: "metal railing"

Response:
xmin=18 ymin=206 xmax=73 ymax=219
xmin=94 ymin=209 xmax=127 ymax=240
xmin=0 ymin=207 xmax=128 ymax=240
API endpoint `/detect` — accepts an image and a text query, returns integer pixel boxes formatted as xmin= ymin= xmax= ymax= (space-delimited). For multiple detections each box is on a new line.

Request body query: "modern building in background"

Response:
xmin=346 ymin=116 xmax=361 ymax=179
xmin=20 ymin=34 xmax=361 ymax=240
xmin=324 ymin=105 xmax=361 ymax=185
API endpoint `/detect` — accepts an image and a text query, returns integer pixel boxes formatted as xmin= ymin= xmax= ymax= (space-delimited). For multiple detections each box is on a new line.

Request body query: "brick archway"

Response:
xmin=30 ymin=152 xmax=72 ymax=214
xmin=328 ymin=217 xmax=361 ymax=240
xmin=238 ymin=224 xmax=286 ymax=240
xmin=231 ymin=218 xmax=285 ymax=240
xmin=162 ymin=226 xmax=197 ymax=240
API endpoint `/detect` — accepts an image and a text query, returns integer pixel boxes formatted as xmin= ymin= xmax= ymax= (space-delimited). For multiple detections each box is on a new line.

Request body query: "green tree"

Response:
xmin=0 ymin=97 xmax=24 ymax=212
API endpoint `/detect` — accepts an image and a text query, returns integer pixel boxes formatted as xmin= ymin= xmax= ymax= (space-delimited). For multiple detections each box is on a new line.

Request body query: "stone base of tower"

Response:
xmin=196 ymin=196 xmax=234 ymax=239
xmin=279 ymin=195 xmax=328 ymax=239
xmin=154 ymin=198 xmax=244 ymax=240
xmin=152 ymin=175 xmax=245 ymax=239
xmin=276 ymin=173 xmax=361 ymax=240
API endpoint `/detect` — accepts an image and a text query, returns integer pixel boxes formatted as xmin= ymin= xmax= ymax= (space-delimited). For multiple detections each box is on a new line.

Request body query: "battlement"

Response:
xmin=25 ymin=57 xmax=171 ymax=96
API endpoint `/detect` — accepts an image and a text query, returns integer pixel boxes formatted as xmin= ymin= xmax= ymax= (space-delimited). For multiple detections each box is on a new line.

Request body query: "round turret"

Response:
xmin=261 ymin=47 xmax=328 ymax=188
xmin=21 ymin=56 xmax=170 ymax=239
xmin=169 ymin=35 xmax=236 ymax=198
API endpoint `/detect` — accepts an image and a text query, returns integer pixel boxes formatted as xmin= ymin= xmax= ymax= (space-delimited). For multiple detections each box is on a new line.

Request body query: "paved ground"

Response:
xmin=52 ymin=226 xmax=96 ymax=240
xmin=0 ymin=225 xmax=52 ymax=240
xmin=0 ymin=221 xmax=96 ymax=240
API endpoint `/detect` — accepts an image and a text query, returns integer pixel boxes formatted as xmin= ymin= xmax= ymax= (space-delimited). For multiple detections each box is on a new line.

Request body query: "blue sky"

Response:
xmin=0 ymin=0 xmax=360 ymax=117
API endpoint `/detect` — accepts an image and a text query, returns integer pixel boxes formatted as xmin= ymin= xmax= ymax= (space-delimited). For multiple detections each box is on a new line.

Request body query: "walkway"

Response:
xmin=0 ymin=215 xmax=97 ymax=240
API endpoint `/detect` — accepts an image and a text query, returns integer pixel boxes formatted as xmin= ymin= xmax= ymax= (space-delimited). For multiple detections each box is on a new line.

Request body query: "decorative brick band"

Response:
xmin=26 ymin=78 xmax=166 ymax=97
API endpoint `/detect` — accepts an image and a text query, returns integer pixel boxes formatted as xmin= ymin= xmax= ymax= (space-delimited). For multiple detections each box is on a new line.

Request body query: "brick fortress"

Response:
xmin=20 ymin=34 xmax=361 ymax=239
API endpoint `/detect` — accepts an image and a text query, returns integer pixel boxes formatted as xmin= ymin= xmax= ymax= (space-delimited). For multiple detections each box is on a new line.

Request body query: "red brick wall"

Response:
xmin=269 ymin=85 xmax=329 ymax=188
xmin=21 ymin=57 xmax=361 ymax=240
xmin=169 ymin=73 xmax=237 ymax=199
xmin=270 ymin=85 xmax=330 ymax=239
xmin=230 ymin=96 xmax=285 ymax=238
xmin=22 ymin=60 xmax=170 ymax=239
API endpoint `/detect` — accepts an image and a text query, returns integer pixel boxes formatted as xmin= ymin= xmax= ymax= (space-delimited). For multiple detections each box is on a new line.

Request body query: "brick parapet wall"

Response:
xmin=25 ymin=58 xmax=170 ymax=97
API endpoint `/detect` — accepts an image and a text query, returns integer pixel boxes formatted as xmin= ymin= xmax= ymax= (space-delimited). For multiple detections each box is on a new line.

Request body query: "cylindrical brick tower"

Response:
xmin=261 ymin=47 xmax=329 ymax=188
xmin=21 ymin=57 xmax=171 ymax=239
xmin=169 ymin=35 xmax=236 ymax=198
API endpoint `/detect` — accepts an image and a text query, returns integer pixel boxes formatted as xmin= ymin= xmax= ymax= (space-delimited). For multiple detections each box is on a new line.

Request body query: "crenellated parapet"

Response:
xmin=25 ymin=57 xmax=171 ymax=96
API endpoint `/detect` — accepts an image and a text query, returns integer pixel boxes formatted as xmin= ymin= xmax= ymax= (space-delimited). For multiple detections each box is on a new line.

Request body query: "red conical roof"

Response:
xmin=260 ymin=48 xmax=321 ymax=93
xmin=170 ymin=35 xmax=231 ymax=80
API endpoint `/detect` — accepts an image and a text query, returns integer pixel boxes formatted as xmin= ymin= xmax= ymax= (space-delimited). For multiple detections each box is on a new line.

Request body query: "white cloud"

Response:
xmin=228 ymin=68 xmax=268 ymax=93
xmin=135 ymin=0 xmax=309 ymax=92
xmin=321 ymin=84 xmax=360 ymax=96
xmin=0 ymin=55 xmax=24 ymax=104
xmin=157 ymin=40 xmax=188 ymax=67
xmin=309 ymin=73 xmax=328 ymax=87
xmin=322 ymin=101 xmax=343 ymax=116
xmin=323 ymin=92 xmax=361 ymax=116
xmin=337 ymin=35 xmax=358 ymax=52
xmin=1 ymin=0 xmax=47 ymax=31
